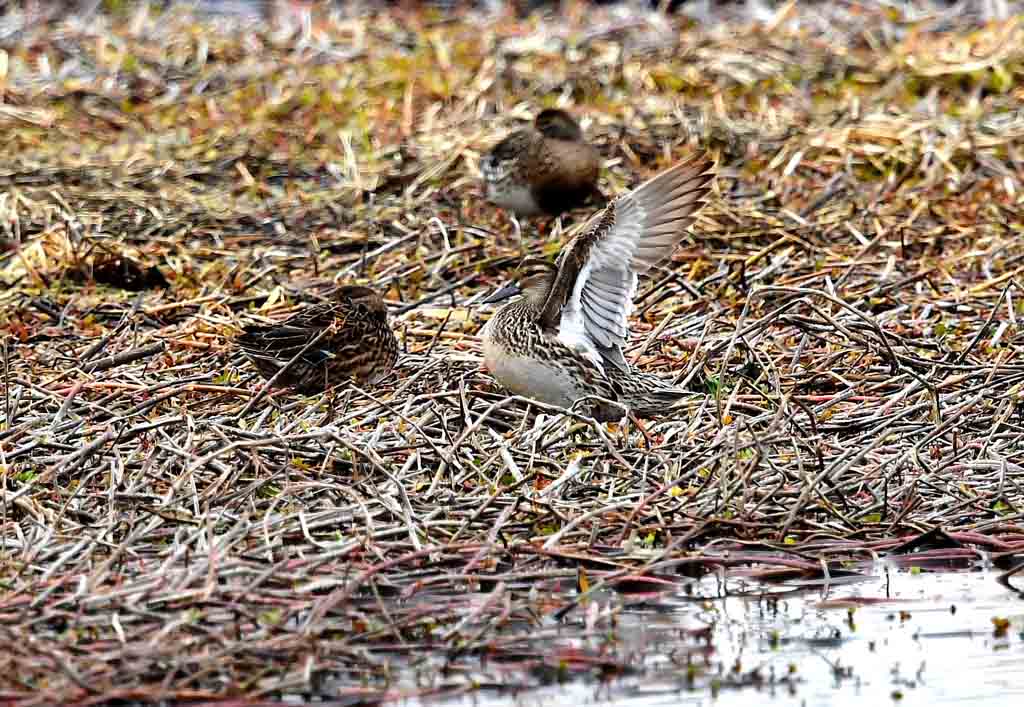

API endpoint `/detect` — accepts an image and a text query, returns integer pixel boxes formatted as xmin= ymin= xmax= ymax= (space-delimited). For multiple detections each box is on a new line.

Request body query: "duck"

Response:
xmin=481 ymin=108 xmax=601 ymax=217
xmin=237 ymin=285 xmax=398 ymax=392
xmin=480 ymin=153 xmax=715 ymax=421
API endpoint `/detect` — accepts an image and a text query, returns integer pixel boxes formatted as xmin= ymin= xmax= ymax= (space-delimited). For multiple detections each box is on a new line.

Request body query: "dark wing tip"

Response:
xmin=627 ymin=151 xmax=716 ymax=220
xmin=236 ymin=325 xmax=267 ymax=348
xmin=635 ymin=151 xmax=716 ymax=200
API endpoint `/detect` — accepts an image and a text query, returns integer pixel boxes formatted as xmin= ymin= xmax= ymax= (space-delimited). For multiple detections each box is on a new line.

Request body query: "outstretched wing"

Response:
xmin=539 ymin=153 xmax=715 ymax=367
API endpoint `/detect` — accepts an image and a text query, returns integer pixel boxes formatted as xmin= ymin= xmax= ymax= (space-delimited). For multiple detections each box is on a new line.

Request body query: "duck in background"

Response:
xmin=482 ymin=108 xmax=602 ymax=218
xmin=238 ymin=285 xmax=398 ymax=393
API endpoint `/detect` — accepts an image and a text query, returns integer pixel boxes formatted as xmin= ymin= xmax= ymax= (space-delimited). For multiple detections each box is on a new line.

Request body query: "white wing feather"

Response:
xmin=554 ymin=156 xmax=714 ymax=367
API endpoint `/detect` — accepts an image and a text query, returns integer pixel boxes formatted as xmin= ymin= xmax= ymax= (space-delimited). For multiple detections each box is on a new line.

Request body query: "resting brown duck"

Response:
xmin=238 ymin=285 xmax=398 ymax=392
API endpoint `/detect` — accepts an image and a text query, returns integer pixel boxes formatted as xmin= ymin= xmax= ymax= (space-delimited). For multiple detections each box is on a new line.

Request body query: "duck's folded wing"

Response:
xmin=541 ymin=153 xmax=715 ymax=360
xmin=238 ymin=323 xmax=325 ymax=364
xmin=238 ymin=303 xmax=342 ymax=363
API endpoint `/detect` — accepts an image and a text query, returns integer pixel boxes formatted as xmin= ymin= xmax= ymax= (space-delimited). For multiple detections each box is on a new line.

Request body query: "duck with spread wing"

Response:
xmin=480 ymin=154 xmax=715 ymax=421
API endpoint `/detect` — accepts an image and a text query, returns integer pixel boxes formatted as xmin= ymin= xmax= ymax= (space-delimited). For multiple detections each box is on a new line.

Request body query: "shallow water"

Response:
xmin=405 ymin=564 xmax=1024 ymax=707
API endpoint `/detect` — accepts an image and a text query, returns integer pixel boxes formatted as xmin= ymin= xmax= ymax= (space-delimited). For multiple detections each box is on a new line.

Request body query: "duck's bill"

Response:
xmin=480 ymin=283 xmax=521 ymax=304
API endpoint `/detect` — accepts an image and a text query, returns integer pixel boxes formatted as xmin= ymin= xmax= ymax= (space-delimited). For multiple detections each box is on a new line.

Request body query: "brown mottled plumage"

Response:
xmin=238 ymin=285 xmax=398 ymax=393
xmin=480 ymin=153 xmax=716 ymax=421
xmin=482 ymin=108 xmax=601 ymax=217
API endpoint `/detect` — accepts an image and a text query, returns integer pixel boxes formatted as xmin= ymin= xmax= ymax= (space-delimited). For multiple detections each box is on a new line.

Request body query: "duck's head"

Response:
xmin=334 ymin=285 xmax=388 ymax=317
xmin=481 ymin=257 xmax=557 ymax=312
xmin=534 ymin=108 xmax=584 ymax=142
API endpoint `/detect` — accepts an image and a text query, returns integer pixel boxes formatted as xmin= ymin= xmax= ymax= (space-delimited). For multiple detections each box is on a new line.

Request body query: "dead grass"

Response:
xmin=1 ymin=0 xmax=1023 ymax=703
